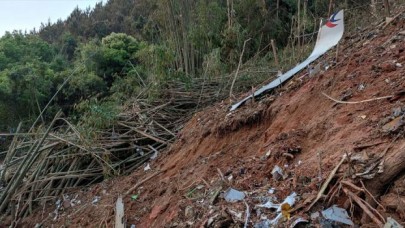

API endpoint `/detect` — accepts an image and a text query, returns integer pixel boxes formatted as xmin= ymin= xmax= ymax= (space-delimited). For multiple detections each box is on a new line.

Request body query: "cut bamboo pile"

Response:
xmin=0 ymin=75 xmax=256 ymax=221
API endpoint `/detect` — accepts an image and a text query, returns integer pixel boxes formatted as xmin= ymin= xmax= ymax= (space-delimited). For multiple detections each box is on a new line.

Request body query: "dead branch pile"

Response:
xmin=0 ymin=74 xmax=258 ymax=221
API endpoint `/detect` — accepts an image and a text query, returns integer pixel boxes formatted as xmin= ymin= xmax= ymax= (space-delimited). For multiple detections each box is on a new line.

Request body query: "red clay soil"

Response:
xmin=17 ymin=16 xmax=405 ymax=228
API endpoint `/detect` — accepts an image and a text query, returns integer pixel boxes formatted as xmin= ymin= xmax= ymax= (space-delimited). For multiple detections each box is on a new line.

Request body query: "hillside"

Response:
xmin=14 ymin=6 xmax=405 ymax=227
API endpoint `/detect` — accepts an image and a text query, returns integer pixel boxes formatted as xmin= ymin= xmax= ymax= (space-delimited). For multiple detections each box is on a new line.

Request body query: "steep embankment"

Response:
xmin=23 ymin=14 xmax=405 ymax=228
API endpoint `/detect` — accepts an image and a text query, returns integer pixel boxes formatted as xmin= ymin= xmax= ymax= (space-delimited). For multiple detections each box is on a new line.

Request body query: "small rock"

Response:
xmin=63 ymin=200 xmax=71 ymax=209
xmin=380 ymin=62 xmax=397 ymax=72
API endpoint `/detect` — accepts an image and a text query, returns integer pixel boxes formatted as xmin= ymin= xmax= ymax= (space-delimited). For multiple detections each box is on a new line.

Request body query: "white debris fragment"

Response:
xmin=224 ymin=188 xmax=245 ymax=202
xmin=271 ymin=165 xmax=287 ymax=180
xmin=150 ymin=151 xmax=158 ymax=160
xmin=384 ymin=217 xmax=403 ymax=228
xmin=257 ymin=200 xmax=280 ymax=210
xmin=311 ymin=211 xmax=320 ymax=220
xmin=321 ymin=205 xmax=354 ymax=226
xmin=257 ymin=192 xmax=297 ymax=212
xmin=144 ymin=163 xmax=151 ymax=171
xmin=290 ymin=217 xmax=309 ymax=228
xmin=92 ymin=196 xmax=101 ymax=205
xmin=277 ymin=192 xmax=297 ymax=212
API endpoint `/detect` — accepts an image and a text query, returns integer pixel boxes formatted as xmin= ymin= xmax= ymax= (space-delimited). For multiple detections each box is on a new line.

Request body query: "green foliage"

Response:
xmin=0 ymin=0 xmax=383 ymax=132
xmin=75 ymin=99 xmax=120 ymax=129
xmin=136 ymin=43 xmax=174 ymax=84
xmin=221 ymin=22 xmax=248 ymax=68
xmin=78 ymin=33 xmax=141 ymax=87
xmin=189 ymin=1 xmax=226 ymax=50
xmin=202 ymin=48 xmax=226 ymax=79
xmin=0 ymin=32 xmax=59 ymax=126
xmin=60 ymin=65 xmax=107 ymax=103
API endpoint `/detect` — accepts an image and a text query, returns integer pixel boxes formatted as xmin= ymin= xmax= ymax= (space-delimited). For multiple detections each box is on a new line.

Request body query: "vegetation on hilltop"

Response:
xmin=0 ymin=0 xmax=373 ymax=131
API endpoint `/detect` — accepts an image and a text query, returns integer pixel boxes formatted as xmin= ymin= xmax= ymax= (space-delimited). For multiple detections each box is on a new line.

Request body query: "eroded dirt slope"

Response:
xmin=20 ymin=15 xmax=405 ymax=228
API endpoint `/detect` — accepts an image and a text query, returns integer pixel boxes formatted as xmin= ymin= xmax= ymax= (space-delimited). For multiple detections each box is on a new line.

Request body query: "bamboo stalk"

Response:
xmin=0 ymin=111 xmax=61 ymax=212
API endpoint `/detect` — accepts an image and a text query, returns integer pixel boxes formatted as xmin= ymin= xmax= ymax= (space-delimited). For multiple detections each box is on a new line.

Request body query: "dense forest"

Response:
xmin=0 ymin=0 xmax=373 ymax=132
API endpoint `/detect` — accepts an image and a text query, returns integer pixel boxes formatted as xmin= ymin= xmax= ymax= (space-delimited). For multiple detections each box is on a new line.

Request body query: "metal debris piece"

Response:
xmin=268 ymin=188 xmax=275 ymax=194
xmin=144 ymin=163 xmax=151 ymax=171
xmin=321 ymin=205 xmax=354 ymax=226
xmin=224 ymin=188 xmax=245 ymax=202
xmin=261 ymin=150 xmax=272 ymax=160
xmin=257 ymin=192 xmax=297 ymax=211
xmin=311 ymin=211 xmax=320 ymax=220
xmin=290 ymin=217 xmax=309 ymax=228
xmin=278 ymin=192 xmax=297 ymax=212
xmin=271 ymin=165 xmax=286 ymax=181
xmin=257 ymin=199 xmax=279 ymax=209
xmin=384 ymin=217 xmax=403 ymax=228
xmin=92 ymin=196 xmax=101 ymax=205
xmin=230 ymin=10 xmax=345 ymax=111
xmin=136 ymin=147 xmax=144 ymax=156
xmin=244 ymin=200 xmax=250 ymax=228
xmin=207 ymin=214 xmax=219 ymax=227
xmin=269 ymin=213 xmax=283 ymax=226
xmin=392 ymin=107 xmax=403 ymax=117
xmin=150 ymin=151 xmax=158 ymax=160
xmin=115 ymin=196 xmax=125 ymax=228
xmin=53 ymin=199 xmax=62 ymax=220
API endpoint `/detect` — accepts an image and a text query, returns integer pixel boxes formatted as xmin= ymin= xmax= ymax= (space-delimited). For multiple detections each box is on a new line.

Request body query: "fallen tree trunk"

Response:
xmin=363 ymin=139 xmax=405 ymax=223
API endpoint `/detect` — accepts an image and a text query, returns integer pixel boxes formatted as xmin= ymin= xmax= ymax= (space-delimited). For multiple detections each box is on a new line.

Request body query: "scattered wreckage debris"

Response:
xmin=6 ymin=5 xmax=405 ymax=228
xmin=230 ymin=10 xmax=345 ymax=111
xmin=321 ymin=205 xmax=354 ymax=226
